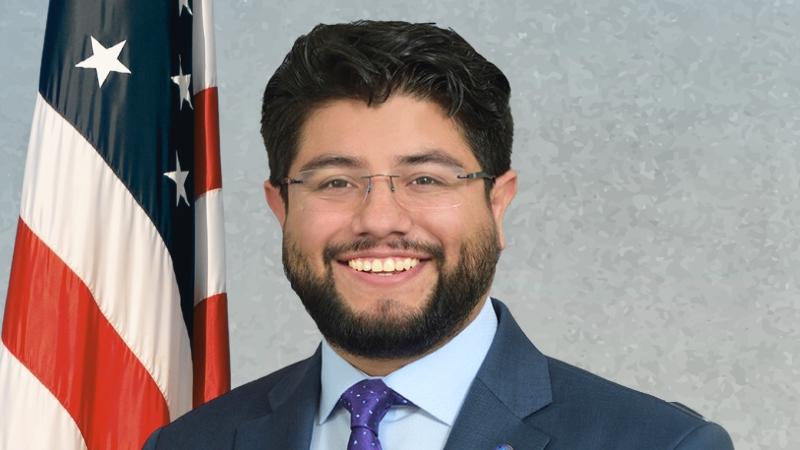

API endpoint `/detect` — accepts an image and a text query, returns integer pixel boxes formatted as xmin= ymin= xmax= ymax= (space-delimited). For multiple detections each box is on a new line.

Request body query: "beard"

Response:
xmin=282 ymin=225 xmax=501 ymax=360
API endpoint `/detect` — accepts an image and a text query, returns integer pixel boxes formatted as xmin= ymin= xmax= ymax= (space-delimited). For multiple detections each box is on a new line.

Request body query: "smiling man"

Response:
xmin=144 ymin=21 xmax=733 ymax=450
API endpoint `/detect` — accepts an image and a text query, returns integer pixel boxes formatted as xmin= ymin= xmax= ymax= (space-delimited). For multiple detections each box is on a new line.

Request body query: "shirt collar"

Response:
xmin=317 ymin=297 xmax=498 ymax=426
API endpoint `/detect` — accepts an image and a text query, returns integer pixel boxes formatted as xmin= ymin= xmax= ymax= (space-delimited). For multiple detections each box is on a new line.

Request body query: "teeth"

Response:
xmin=348 ymin=257 xmax=420 ymax=273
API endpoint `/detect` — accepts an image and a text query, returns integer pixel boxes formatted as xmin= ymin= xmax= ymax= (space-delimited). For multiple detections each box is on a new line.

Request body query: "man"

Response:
xmin=145 ymin=21 xmax=733 ymax=449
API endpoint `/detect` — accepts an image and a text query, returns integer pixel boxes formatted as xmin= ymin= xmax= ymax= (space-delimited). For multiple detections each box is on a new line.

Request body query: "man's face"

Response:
xmin=265 ymin=95 xmax=516 ymax=359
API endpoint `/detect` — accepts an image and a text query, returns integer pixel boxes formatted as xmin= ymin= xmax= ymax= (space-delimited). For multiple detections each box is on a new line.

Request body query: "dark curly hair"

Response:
xmin=260 ymin=20 xmax=513 ymax=199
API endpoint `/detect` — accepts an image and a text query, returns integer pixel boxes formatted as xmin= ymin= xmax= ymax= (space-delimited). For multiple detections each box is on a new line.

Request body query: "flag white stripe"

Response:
xmin=192 ymin=0 xmax=217 ymax=93
xmin=19 ymin=95 xmax=192 ymax=420
xmin=0 ymin=343 xmax=88 ymax=450
xmin=194 ymin=188 xmax=226 ymax=305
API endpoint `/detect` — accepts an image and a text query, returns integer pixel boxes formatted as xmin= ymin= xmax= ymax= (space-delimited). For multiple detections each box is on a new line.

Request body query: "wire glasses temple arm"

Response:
xmin=457 ymin=171 xmax=496 ymax=182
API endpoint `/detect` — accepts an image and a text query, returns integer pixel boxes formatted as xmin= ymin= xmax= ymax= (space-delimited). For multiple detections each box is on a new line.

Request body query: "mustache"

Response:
xmin=323 ymin=238 xmax=445 ymax=263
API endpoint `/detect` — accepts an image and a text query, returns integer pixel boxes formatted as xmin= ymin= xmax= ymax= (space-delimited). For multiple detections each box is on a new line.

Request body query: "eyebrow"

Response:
xmin=395 ymin=149 xmax=466 ymax=170
xmin=296 ymin=154 xmax=366 ymax=173
xmin=295 ymin=149 xmax=467 ymax=173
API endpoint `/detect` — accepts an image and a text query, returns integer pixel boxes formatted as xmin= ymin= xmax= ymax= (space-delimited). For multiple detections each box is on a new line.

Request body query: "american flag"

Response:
xmin=0 ymin=0 xmax=230 ymax=448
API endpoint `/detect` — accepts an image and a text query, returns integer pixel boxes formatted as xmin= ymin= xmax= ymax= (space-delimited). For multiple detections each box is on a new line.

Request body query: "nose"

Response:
xmin=350 ymin=176 xmax=413 ymax=238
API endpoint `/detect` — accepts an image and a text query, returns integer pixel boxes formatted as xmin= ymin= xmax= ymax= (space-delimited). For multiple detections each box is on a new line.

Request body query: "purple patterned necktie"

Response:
xmin=338 ymin=378 xmax=412 ymax=450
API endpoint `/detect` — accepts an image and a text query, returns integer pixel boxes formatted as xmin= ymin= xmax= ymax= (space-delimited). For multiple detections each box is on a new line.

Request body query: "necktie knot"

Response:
xmin=338 ymin=379 xmax=411 ymax=449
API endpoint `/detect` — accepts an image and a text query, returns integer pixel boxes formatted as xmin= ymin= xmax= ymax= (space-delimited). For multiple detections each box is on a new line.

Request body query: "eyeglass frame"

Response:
xmin=279 ymin=170 xmax=496 ymax=210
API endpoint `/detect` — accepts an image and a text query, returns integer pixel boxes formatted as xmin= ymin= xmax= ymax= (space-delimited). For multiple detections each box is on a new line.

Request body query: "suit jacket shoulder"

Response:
xmin=539 ymin=356 xmax=733 ymax=449
xmin=143 ymin=350 xmax=321 ymax=450
xmin=443 ymin=299 xmax=734 ymax=450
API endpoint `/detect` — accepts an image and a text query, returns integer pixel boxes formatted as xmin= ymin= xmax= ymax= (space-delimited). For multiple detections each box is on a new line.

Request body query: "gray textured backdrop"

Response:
xmin=2 ymin=0 xmax=799 ymax=448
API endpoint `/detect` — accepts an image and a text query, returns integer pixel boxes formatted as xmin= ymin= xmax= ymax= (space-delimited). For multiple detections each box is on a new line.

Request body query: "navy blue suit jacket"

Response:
xmin=144 ymin=299 xmax=734 ymax=449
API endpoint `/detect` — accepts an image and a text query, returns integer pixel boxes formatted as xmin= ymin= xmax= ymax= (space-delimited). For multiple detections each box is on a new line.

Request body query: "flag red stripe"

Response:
xmin=192 ymin=292 xmax=231 ymax=406
xmin=2 ymin=219 xmax=170 ymax=450
xmin=194 ymin=87 xmax=222 ymax=197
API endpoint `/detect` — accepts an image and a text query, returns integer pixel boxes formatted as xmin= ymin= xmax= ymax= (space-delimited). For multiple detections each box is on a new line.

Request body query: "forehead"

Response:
xmin=291 ymin=95 xmax=480 ymax=172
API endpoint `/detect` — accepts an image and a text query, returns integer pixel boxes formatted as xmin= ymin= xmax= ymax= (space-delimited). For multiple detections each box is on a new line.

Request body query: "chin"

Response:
xmin=345 ymin=296 xmax=426 ymax=321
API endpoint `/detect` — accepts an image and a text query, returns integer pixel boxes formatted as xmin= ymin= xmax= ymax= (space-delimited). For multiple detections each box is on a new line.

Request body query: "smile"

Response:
xmin=347 ymin=257 xmax=420 ymax=273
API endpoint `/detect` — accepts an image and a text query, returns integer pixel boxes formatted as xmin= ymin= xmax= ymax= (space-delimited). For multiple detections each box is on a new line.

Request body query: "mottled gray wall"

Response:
xmin=2 ymin=0 xmax=799 ymax=448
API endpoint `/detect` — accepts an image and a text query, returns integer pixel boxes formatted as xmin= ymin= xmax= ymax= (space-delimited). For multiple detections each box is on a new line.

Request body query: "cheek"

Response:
xmin=285 ymin=211 xmax=348 ymax=258
xmin=416 ymin=209 xmax=479 ymax=260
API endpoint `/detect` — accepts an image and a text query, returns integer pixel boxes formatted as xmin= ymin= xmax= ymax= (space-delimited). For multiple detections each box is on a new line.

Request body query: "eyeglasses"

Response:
xmin=281 ymin=165 xmax=495 ymax=212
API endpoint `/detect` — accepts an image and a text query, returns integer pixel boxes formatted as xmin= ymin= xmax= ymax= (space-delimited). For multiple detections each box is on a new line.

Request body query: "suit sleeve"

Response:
xmin=673 ymin=422 xmax=734 ymax=450
xmin=141 ymin=427 xmax=162 ymax=450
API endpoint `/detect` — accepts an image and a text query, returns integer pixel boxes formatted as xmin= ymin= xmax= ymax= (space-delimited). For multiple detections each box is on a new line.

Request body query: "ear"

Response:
xmin=264 ymin=180 xmax=287 ymax=226
xmin=489 ymin=169 xmax=517 ymax=250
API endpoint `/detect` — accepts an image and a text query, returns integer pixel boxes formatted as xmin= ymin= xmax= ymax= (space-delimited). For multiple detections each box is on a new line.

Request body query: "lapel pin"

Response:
xmin=494 ymin=445 xmax=514 ymax=450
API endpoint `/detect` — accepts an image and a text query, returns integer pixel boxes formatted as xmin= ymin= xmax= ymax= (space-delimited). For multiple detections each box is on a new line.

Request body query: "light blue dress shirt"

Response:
xmin=310 ymin=297 xmax=498 ymax=450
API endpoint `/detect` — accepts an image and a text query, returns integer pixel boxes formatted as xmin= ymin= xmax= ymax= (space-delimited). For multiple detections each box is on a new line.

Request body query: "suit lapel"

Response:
xmin=443 ymin=379 xmax=550 ymax=450
xmin=444 ymin=299 xmax=552 ymax=450
xmin=234 ymin=348 xmax=322 ymax=450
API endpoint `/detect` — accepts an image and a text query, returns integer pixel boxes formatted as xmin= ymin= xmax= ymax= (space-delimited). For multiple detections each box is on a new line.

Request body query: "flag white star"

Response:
xmin=164 ymin=152 xmax=190 ymax=207
xmin=171 ymin=57 xmax=193 ymax=110
xmin=179 ymin=0 xmax=193 ymax=16
xmin=75 ymin=36 xmax=131 ymax=87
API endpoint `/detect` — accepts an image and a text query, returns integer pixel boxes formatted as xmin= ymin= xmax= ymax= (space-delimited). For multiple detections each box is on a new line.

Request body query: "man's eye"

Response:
xmin=411 ymin=175 xmax=441 ymax=186
xmin=319 ymin=178 xmax=353 ymax=189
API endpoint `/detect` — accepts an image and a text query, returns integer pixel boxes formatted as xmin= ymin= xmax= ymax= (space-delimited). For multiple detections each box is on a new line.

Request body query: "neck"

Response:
xmin=330 ymin=298 xmax=487 ymax=376
xmin=333 ymin=352 xmax=416 ymax=377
